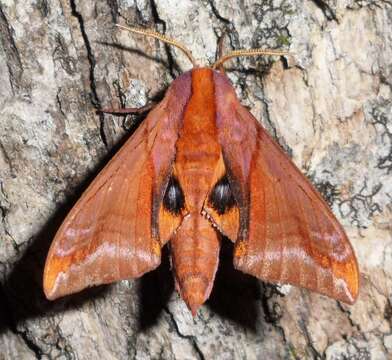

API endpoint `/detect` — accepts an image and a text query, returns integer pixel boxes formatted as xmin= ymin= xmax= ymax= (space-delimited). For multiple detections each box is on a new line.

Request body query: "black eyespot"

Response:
xmin=163 ymin=176 xmax=185 ymax=215
xmin=209 ymin=175 xmax=236 ymax=215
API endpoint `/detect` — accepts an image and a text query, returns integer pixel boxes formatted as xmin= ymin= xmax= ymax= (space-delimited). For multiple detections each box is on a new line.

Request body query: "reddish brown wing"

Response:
xmin=44 ymin=73 xmax=191 ymax=300
xmin=212 ymin=71 xmax=359 ymax=304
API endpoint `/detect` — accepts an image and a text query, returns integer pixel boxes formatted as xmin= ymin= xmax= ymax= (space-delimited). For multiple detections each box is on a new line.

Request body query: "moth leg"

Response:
xmin=216 ymin=31 xmax=228 ymax=74
xmin=100 ymin=102 xmax=156 ymax=115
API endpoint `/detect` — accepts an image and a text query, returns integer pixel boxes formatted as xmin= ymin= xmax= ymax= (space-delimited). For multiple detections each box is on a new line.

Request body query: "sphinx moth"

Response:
xmin=44 ymin=25 xmax=359 ymax=315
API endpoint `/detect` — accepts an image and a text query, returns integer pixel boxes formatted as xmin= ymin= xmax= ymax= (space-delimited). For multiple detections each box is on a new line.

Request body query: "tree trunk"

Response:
xmin=0 ymin=1 xmax=391 ymax=359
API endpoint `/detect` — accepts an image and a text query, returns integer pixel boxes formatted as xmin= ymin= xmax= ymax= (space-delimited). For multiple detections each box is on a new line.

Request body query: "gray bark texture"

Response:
xmin=0 ymin=0 xmax=391 ymax=359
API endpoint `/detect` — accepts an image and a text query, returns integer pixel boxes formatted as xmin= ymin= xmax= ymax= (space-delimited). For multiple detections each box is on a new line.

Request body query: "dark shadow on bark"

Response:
xmin=137 ymin=239 xmax=263 ymax=331
xmin=206 ymin=239 xmax=261 ymax=331
xmin=0 ymin=122 xmax=147 ymax=334
xmin=138 ymin=245 xmax=174 ymax=331
xmin=224 ymin=65 xmax=273 ymax=78
xmin=0 ymin=191 xmax=110 ymax=334
xmin=97 ymin=41 xmax=172 ymax=71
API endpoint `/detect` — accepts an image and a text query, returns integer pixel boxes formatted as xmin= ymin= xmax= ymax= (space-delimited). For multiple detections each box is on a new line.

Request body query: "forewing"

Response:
xmin=44 ymin=73 xmax=191 ymax=300
xmin=213 ymin=71 xmax=359 ymax=304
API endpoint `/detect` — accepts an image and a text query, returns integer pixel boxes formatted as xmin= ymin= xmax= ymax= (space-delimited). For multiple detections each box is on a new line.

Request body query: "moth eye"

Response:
xmin=163 ymin=176 xmax=185 ymax=215
xmin=209 ymin=175 xmax=236 ymax=215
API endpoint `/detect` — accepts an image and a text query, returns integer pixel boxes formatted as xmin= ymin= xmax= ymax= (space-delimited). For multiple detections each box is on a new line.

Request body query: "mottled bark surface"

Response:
xmin=0 ymin=0 xmax=391 ymax=359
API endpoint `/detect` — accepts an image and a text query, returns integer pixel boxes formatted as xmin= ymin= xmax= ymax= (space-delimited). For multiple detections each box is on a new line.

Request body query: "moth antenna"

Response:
xmin=116 ymin=24 xmax=198 ymax=68
xmin=212 ymin=48 xmax=289 ymax=69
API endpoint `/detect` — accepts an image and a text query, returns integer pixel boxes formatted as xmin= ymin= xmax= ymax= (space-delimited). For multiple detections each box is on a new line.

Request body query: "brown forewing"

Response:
xmin=212 ymin=71 xmax=359 ymax=304
xmin=43 ymin=73 xmax=192 ymax=300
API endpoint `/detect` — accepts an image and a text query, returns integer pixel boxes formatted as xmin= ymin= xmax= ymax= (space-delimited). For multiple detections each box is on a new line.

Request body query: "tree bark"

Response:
xmin=0 ymin=0 xmax=391 ymax=359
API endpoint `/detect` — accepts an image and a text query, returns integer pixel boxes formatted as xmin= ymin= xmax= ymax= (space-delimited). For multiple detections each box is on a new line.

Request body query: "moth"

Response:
xmin=44 ymin=25 xmax=359 ymax=315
